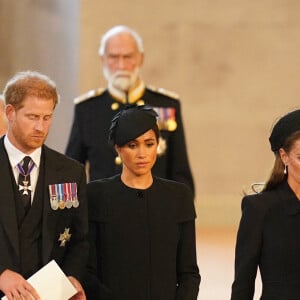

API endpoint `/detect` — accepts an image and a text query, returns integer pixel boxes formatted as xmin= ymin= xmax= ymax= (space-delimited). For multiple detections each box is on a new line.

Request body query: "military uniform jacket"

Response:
xmin=84 ymin=175 xmax=200 ymax=300
xmin=66 ymin=84 xmax=194 ymax=195
xmin=0 ymin=137 xmax=89 ymax=282
xmin=231 ymin=181 xmax=300 ymax=299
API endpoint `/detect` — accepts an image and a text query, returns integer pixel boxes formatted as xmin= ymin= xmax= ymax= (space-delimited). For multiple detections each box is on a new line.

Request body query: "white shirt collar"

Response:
xmin=4 ymin=135 xmax=42 ymax=168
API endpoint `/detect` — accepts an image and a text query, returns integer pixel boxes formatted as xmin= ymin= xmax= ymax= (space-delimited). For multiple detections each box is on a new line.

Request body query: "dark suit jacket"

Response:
xmin=0 ymin=137 xmax=89 ymax=281
xmin=231 ymin=181 xmax=300 ymax=300
xmin=65 ymin=87 xmax=195 ymax=195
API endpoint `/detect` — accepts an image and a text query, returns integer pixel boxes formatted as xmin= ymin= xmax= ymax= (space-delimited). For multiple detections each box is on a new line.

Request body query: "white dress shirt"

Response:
xmin=4 ymin=136 xmax=41 ymax=202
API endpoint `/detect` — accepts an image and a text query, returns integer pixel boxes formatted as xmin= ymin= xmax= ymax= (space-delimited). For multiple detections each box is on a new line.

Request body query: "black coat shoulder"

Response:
xmin=152 ymin=177 xmax=196 ymax=221
xmin=241 ymin=188 xmax=283 ymax=214
xmin=44 ymin=145 xmax=84 ymax=170
xmin=238 ymin=188 xmax=286 ymax=240
xmin=153 ymin=176 xmax=192 ymax=197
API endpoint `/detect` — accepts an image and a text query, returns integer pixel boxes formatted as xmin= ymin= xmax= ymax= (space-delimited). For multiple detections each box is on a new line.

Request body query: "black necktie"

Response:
xmin=18 ymin=156 xmax=32 ymax=213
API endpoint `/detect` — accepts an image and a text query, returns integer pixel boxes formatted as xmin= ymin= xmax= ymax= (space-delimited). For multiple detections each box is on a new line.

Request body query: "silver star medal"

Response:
xmin=19 ymin=180 xmax=32 ymax=195
xmin=58 ymin=228 xmax=72 ymax=247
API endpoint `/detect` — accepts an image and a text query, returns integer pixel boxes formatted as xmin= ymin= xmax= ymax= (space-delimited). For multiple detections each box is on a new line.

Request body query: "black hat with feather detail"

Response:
xmin=108 ymin=104 xmax=159 ymax=146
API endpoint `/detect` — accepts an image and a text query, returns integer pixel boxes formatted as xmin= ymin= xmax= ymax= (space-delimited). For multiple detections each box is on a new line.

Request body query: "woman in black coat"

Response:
xmin=231 ymin=109 xmax=300 ymax=299
xmin=84 ymin=105 xmax=200 ymax=300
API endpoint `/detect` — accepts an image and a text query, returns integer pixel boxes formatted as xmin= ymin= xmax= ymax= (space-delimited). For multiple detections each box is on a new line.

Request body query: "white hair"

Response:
xmin=98 ymin=25 xmax=144 ymax=56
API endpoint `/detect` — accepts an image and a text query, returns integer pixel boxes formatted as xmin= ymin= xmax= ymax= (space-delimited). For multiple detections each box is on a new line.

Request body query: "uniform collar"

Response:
xmin=108 ymin=79 xmax=146 ymax=104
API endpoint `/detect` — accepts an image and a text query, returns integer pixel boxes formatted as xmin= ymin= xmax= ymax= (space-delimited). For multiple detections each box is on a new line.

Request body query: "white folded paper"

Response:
xmin=2 ymin=260 xmax=77 ymax=300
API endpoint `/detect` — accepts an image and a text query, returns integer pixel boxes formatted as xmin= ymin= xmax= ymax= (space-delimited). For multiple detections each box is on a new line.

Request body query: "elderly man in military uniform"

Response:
xmin=65 ymin=25 xmax=195 ymax=195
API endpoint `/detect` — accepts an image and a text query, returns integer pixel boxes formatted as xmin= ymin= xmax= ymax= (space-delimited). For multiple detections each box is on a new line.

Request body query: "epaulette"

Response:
xmin=74 ymin=87 xmax=105 ymax=104
xmin=147 ymin=85 xmax=180 ymax=99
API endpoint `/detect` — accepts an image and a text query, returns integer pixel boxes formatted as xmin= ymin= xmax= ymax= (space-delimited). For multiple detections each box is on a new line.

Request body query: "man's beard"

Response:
xmin=103 ymin=67 xmax=140 ymax=92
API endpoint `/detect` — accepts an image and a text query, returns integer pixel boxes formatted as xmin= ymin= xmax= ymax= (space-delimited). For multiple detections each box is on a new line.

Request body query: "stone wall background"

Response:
xmin=1 ymin=0 xmax=300 ymax=226
xmin=0 ymin=0 xmax=79 ymax=154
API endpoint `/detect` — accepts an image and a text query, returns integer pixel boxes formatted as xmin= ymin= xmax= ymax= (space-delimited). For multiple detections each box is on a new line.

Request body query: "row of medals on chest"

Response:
xmin=50 ymin=195 xmax=79 ymax=210
xmin=18 ymin=161 xmax=79 ymax=210
xmin=20 ymin=178 xmax=79 ymax=211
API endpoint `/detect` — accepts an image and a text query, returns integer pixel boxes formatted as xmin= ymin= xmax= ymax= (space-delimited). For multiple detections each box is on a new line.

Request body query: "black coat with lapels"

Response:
xmin=0 ymin=137 xmax=89 ymax=282
xmin=231 ymin=180 xmax=300 ymax=299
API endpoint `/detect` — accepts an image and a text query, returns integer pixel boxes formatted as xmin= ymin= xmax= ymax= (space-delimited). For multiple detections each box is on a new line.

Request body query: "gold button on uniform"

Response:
xmin=111 ymin=102 xmax=119 ymax=110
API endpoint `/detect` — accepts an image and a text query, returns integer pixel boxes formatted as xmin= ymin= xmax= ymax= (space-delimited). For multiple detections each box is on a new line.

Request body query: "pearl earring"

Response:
xmin=115 ymin=155 xmax=122 ymax=165
xmin=284 ymin=165 xmax=287 ymax=175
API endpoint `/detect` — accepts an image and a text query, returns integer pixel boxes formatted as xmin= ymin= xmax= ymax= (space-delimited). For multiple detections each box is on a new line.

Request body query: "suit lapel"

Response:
xmin=0 ymin=138 xmax=20 ymax=257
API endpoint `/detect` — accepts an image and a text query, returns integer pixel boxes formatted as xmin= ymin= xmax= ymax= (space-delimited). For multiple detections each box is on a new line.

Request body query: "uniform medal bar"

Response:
xmin=166 ymin=108 xmax=177 ymax=131
xmin=152 ymin=107 xmax=162 ymax=130
xmin=153 ymin=107 xmax=177 ymax=131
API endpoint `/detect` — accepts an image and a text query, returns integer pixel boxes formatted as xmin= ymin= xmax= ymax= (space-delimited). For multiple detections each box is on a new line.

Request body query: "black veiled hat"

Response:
xmin=109 ymin=105 xmax=159 ymax=146
xmin=269 ymin=109 xmax=300 ymax=152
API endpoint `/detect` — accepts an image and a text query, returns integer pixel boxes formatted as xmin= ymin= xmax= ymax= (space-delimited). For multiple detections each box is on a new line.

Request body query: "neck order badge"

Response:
xmin=17 ymin=156 xmax=34 ymax=212
xmin=18 ymin=156 xmax=34 ymax=195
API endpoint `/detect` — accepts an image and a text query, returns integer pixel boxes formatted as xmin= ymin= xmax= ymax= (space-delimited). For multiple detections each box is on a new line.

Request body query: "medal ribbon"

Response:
xmin=49 ymin=184 xmax=57 ymax=200
xmin=168 ymin=108 xmax=175 ymax=120
xmin=17 ymin=158 xmax=34 ymax=178
xmin=58 ymin=183 xmax=63 ymax=202
xmin=66 ymin=183 xmax=71 ymax=200
xmin=62 ymin=183 xmax=68 ymax=201
xmin=71 ymin=183 xmax=77 ymax=200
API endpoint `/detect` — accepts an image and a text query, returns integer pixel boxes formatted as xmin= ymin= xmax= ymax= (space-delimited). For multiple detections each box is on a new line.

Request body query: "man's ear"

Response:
xmin=5 ymin=104 xmax=15 ymax=121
